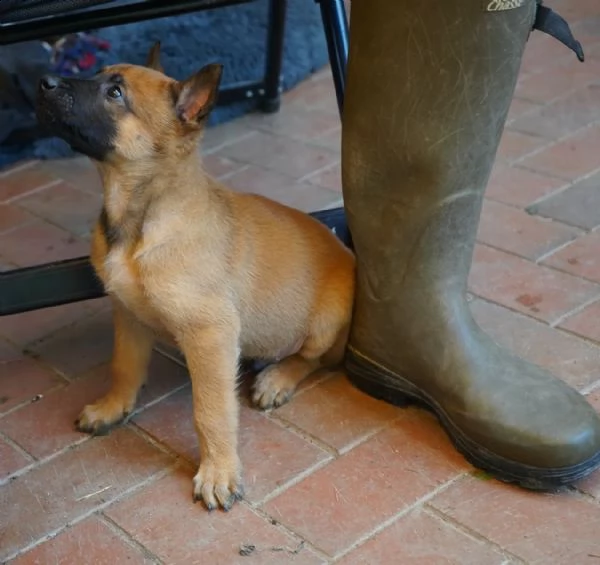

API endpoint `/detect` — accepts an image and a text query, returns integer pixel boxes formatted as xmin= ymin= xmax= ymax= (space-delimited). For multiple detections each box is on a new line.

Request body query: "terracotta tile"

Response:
xmin=202 ymin=153 xmax=245 ymax=179
xmin=515 ymin=57 xmax=600 ymax=103
xmin=0 ymin=167 xmax=58 ymax=202
xmin=0 ymin=354 xmax=188 ymax=459
xmin=338 ymin=508 xmax=507 ymax=565
xmin=201 ymin=117 xmax=257 ymax=153
xmin=11 ymin=517 xmax=154 ymax=565
xmin=36 ymin=157 xmax=103 ymax=195
xmin=284 ymin=75 xmax=339 ymax=115
xmin=15 ymin=181 xmax=102 ymax=237
xmin=0 ymin=204 xmax=33 ymax=234
xmin=527 ymin=170 xmax=600 ymax=229
xmin=559 ymin=300 xmax=600 ymax=344
xmin=485 ymin=164 xmax=567 ymax=208
xmin=253 ymin=105 xmax=340 ymax=143
xmin=469 ymin=244 xmax=600 ymax=324
xmin=518 ymin=32 xmax=574 ymax=76
xmin=477 ymin=199 xmax=580 ymax=260
xmin=543 ymin=231 xmax=600 ymax=282
xmin=0 ymin=221 xmax=89 ymax=268
xmin=29 ymin=308 xmax=113 ymax=379
xmin=303 ymin=161 xmax=342 ymax=193
xmin=507 ymin=97 xmax=542 ymax=122
xmin=0 ymin=427 xmax=172 ymax=563
xmin=0 ymin=339 xmax=20 ymax=362
xmin=511 ymin=85 xmax=600 ymax=139
xmin=0 ymin=300 xmax=101 ymax=348
xmin=309 ymin=126 xmax=341 ymax=153
xmin=471 ymin=299 xmax=600 ymax=391
xmin=135 ymin=388 xmax=329 ymax=503
xmin=519 ymin=124 xmax=600 ymax=181
xmin=263 ymin=412 xmax=469 ymax=557
xmin=105 ymin=470 xmax=323 ymax=565
xmin=223 ymin=164 xmax=341 ymax=212
xmin=430 ymin=476 xmax=600 ymax=565
xmin=0 ymin=357 xmax=64 ymax=416
xmin=496 ymin=129 xmax=546 ymax=163
xmin=273 ymin=374 xmax=399 ymax=453
xmin=219 ymin=131 xmax=338 ymax=180
xmin=0 ymin=436 xmax=31 ymax=480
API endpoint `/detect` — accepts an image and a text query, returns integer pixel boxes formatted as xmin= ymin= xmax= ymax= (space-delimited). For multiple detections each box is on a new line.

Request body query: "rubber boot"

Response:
xmin=342 ymin=0 xmax=600 ymax=489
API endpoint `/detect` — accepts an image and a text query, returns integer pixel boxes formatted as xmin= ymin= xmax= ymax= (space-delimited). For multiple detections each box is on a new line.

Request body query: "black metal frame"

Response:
xmin=0 ymin=0 xmax=350 ymax=317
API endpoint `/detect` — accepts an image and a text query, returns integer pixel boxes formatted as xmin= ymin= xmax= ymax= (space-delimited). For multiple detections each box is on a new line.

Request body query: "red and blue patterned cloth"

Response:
xmin=47 ymin=32 xmax=111 ymax=76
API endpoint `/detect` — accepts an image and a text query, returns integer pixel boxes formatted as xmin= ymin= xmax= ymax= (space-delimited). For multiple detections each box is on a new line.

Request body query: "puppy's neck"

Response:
xmin=96 ymin=152 xmax=205 ymax=246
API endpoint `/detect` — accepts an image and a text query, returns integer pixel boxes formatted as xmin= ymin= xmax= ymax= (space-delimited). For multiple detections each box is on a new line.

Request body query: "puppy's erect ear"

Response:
xmin=174 ymin=64 xmax=223 ymax=124
xmin=145 ymin=41 xmax=163 ymax=73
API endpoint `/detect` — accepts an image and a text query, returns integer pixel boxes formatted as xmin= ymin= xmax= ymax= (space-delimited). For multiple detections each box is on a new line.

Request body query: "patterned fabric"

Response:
xmin=48 ymin=33 xmax=111 ymax=76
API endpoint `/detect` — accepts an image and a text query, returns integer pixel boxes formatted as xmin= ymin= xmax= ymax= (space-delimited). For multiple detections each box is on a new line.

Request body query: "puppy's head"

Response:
xmin=35 ymin=42 xmax=223 ymax=163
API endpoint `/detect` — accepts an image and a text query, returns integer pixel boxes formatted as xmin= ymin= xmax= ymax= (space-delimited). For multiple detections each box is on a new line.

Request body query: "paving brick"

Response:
xmin=135 ymin=388 xmax=329 ymax=503
xmin=28 ymin=308 xmax=113 ymax=378
xmin=222 ymin=164 xmax=341 ymax=212
xmin=15 ymin=181 xmax=102 ymax=237
xmin=0 ymin=357 xmax=64 ymax=416
xmin=201 ymin=117 xmax=256 ymax=153
xmin=0 ymin=221 xmax=89 ymax=267
xmin=469 ymin=244 xmax=600 ymax=324
xmin=308 ymin=126 xmax=341 ymax=153
xmin=0 ymin=339 xmax=20 ymax=362
xmin=485 ymin=164 xmax=567 ymax=208
xmin=515 ymin=57 xmax=600 ymax=104
xmin=543 ymin=231 xmax=600 ymax=282
xmin=35 ymin=157 xmax=103 ymax=195
xmin=338 ymin=508 xmax=508 ymax=565
xmin=507 ymin=97 xmax=541 ymax=122
xmin=284 ymin=73 xmax=339 ymax=115
xmin=0 ymin=166 xmax=58 ymax=202
xmin=518 ymin=32 xmax=574 ymax=76
xmin=527 ymin=170 xmax=600 ymax=229
xmin=0 ymin=354 xmax=188 ymax=459
xmin=477 ymin=199 xmax=580 ymax=260
xmin=263 ymin=412 xmax=469 ymax=557
xmin=430 ymin=476 xmax=600 ymax=565
xmin=105 ymin=470 xmax=323 ymax=565
xmin=496 ymin=129 xmax=547 ymax=164
xmin=303 ymin=161 xmax=342 ymax=193
xmin=511 ymin=84 xmax=600 ymax=139
xmin=471 ymin=299 xmax=600 ymax=391
xmin=11 ymin=517 xmax=154 ymax=565
xmin=273 ymin=374 xmax=399 ymax=453
xmin=519 ymin=124 xmax=600 ymax=181
xmin=559 ymin=300 xmax=600 ymax=344
xmin=218 ymin=131 xmax=338 ymax=180
xmin=0 ymin=300 xmax=102 ymax=348
xmin=0 ymin=427 xmax=172 ymax=563
xmin=0 ymin=436 xmax=31 ymax=480
xmin=0 ymin=204 xmax=33 ymax=234
xmin=203 ymin=153 xmax=246 ymax=179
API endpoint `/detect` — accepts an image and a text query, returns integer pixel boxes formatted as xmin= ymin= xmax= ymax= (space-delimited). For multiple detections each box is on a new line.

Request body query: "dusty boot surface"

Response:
xmin=342 ymin=0 xmax=600 ymax=489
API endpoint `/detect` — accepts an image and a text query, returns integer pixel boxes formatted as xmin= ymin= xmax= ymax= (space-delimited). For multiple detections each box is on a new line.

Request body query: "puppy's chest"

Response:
xmin=101 ymin=247 xmax=161 ymax=329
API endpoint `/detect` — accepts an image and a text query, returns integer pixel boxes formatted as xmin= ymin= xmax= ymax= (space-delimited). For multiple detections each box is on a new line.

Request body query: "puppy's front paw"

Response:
xmin=76 ymin=395 xmax=132 ymax=435
xmin=193 ymin=458 xmax=243 ymax=511
xmin=252 ymin=366 xmax=297 ymax=410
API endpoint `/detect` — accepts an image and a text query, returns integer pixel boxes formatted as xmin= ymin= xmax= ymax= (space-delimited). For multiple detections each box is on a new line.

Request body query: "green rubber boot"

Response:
xmin=342 ymin=0 xmax=600 ymax=489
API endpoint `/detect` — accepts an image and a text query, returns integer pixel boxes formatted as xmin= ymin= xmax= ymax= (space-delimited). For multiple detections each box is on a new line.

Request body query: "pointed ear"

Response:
xmin=174 ymin=64 xmax=223 ymax=124
xmin=145 ymin=41 xmax=163 ymax=73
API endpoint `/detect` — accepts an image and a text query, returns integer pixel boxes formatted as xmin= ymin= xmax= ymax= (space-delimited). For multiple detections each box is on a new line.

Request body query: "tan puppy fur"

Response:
xmin=37 ymin=43 xmax=354 ymax=511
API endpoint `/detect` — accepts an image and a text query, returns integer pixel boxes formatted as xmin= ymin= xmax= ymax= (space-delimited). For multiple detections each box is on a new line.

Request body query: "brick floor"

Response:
xmin=2 ymin=2 xmax=600 ymax=562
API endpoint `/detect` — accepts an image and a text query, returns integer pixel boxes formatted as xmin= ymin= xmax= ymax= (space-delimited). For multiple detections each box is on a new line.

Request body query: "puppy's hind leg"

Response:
xmin=252 ymin=322 xmax=349 ymax=411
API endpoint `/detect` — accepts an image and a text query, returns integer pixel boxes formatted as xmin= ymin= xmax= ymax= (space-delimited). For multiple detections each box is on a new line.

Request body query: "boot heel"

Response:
xmin=344 ymin=348 xmax=419 ymax=408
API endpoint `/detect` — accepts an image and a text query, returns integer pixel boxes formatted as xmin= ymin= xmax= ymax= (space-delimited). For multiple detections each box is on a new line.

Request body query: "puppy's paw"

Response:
xmin=193 ymin=458 xmax=243 ymax=512
xmin=75 ymin=395 xmax=132 ymax=435
xmin=252 ymin=366 xmax=297 ymax=410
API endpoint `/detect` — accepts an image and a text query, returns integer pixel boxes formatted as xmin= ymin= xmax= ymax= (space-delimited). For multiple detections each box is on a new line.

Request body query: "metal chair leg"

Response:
xmin=315 ymin=0 xmax=349 ymax=116
xmin=259 ymin=0 xmax=287 ymax=113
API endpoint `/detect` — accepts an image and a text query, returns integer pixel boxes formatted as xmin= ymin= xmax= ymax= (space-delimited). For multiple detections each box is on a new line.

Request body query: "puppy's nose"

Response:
xmin=40 ymin=75 xmax=60 ymax=91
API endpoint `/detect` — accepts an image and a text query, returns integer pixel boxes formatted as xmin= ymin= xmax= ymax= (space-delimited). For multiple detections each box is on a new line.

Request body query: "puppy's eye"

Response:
xmin=107 ymin=85 xmax=122 ymax=100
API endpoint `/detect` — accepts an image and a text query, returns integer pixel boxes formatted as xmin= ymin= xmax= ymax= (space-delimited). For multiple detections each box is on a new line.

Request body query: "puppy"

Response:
xmin=35 ymin=43 xmax=355 ymax=511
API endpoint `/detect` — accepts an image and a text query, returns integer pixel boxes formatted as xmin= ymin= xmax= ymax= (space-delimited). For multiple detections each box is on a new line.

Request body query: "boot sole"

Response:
xmin=345 ymin=347 xmax=600 ymax=490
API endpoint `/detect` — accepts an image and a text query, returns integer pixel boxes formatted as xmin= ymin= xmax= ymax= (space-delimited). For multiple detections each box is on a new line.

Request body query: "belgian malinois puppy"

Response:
xmin=35 ymin=43 xmax=355 ymax=511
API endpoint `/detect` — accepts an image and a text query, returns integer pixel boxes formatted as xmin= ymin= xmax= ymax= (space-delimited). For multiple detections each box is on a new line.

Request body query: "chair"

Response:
xmin=0 ymin=0 xmax=350 ymax=316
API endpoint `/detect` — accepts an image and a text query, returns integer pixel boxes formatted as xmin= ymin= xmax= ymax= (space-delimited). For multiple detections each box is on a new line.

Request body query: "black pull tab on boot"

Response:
xmin=533 ymin=0 xmax=585 ymax=62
